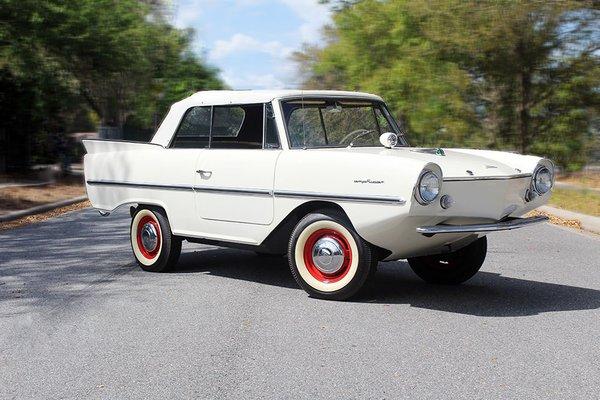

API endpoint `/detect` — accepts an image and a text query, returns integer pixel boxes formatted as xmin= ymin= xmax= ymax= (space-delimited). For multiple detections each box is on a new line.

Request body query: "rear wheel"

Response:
xmin=288 ymin=212 xmax=375 ymax=300
xmin=407 ymin=236 xmax=487 ymax=284
xmin=130 ymin=207 xmax=181 ymax=272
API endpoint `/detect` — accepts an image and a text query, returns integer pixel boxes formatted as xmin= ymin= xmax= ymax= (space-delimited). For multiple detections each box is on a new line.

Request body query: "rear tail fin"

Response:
xmin=82 ymin=139 xmax=163 ymax=154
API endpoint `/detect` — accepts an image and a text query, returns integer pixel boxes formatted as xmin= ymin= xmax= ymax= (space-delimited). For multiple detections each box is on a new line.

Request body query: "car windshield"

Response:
xmin=281 ymin=98 xmax=407 ymax=149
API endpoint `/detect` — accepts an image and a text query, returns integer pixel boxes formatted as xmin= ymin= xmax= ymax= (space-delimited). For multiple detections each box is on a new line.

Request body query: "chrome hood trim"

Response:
xmin=443 ymin=173 xmax=531 ymax=182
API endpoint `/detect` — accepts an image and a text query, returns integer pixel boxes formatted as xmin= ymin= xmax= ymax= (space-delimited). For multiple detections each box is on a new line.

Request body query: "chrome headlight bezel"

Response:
xmin=414 ymin=168 xmax=442 ymax=205
xmin=531 ymin=162 xmax=554 ymax=196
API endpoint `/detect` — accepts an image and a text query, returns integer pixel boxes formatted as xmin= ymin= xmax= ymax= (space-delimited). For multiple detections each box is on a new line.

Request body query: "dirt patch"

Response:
xmin=0 ymin=200 xmax=91 ymax=231
xmin=0 ymin=183 xmax=86 ymax=215
xmin=527 ymin=209 xmax=583 ymax=230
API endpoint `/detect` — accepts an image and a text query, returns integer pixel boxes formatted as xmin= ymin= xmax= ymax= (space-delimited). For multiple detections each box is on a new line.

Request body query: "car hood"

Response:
xmin=316 ymin=147 xmax=528 ymax=179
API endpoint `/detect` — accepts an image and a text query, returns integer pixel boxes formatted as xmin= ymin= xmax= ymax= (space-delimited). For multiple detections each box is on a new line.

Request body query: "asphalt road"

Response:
xmin=1 ymin=208 xmax=599 ymax=399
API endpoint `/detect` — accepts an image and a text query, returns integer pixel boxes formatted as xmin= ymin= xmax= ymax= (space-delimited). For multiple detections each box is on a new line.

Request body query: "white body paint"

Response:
xmin=83 ymin=90 xmax=552 ymax=260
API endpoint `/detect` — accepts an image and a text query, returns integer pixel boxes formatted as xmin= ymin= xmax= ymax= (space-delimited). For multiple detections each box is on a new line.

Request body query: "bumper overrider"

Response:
xmin=416 ymin=215 xmax=548 ymax=236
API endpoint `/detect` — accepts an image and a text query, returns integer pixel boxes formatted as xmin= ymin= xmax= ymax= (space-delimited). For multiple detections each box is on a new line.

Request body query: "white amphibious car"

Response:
xmin=84 ymin=90 xmax=553 ymax=300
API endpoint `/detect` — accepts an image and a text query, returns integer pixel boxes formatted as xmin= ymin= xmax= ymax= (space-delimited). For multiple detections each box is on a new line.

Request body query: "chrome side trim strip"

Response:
xmin=416 ymin=215 xmax=548 ymax=235
xmin=192 ymin=186 xmax=272 ymax=196
xmin=87 ymin=180 xmax=271 ymax=196
xmin=87 ymin=180 xmax=406 ymax=204
xmin=443 ymin=173 xmax=532 ymax=182
xmin=86 ymin=180 xmax=192 ymax=191
xmin=274 ymin=190 xmax=406 ymax=205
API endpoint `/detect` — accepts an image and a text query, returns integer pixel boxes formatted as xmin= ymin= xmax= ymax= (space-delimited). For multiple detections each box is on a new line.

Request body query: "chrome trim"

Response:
xmin=274 ymin=190 xmax=406 ymax=205
xmin=439 ymin=194 xmax=454 ymax=209
xmin=416 ymin=216 xmax=549 ymax=236
xmin=443 ymin=173 xmax=531 ymax=182
xmin=141 ymin=223 xmax=159 ymax=252
xmin=414 ymin=169 xmax=441 ymax=205
xmin=312 ymin=237 xmax=345 ymax=274
xmin=87 ymin=180 xmax=272 ymax=196
xmin=86 ymin=180 xmax=192 ymax=191
xmin=192 ymin=186 xmax=272 ymax=196
xmin=531 ymin=164 xmax=553 ymax=195
xmin=87 ymin=180 xmax=406 ymax=204
xmin=196 ymin=169 xmax=213 ymax=179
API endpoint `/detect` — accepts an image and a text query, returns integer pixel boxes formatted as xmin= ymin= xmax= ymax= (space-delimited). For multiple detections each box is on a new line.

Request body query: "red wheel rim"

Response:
xmin=303 ymin=228 xmax=352 ymax=283
xmin=136 ymin=215 xmax=161 ymax=259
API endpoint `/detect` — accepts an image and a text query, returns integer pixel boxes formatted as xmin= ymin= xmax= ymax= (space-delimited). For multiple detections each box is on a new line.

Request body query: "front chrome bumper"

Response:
xmin=416 ymin=215 xmax=549 ymax=236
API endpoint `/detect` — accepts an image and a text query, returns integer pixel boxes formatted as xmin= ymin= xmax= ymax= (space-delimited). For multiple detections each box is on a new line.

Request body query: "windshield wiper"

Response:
xmin=348 ymin=129 xmax=375 ymax=147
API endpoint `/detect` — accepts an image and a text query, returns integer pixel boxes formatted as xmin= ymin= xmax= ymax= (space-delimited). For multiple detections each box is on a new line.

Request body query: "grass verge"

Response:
xmin=548 ymin=188 xmax=600 ymax=217
xmin=557 ymin=171 xmax=600 ymax=190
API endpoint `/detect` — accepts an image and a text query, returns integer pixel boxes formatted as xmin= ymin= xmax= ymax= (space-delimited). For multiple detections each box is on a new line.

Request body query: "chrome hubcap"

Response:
xmin=311 ymin=237 xmax=345 ymax=274
xmin=141 ymin=223 xmax=158 ymax=252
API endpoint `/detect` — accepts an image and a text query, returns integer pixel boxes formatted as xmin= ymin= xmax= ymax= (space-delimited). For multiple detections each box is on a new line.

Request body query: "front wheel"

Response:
xmin=288 ymin=212 xmax=375 ymax=300
xmin=407 ymin=236 xmax=487 ymax=284
xmin=130 ymin=207 xmax=182 ymax=272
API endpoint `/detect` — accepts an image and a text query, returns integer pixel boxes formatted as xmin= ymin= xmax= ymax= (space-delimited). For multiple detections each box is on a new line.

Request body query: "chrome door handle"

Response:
xmin=196 ymin=170 xmax=212 ymax=179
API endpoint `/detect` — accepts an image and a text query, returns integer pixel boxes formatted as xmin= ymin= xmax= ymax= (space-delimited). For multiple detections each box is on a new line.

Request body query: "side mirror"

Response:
xmin=379 ymin=132 xmax=398 ymax=148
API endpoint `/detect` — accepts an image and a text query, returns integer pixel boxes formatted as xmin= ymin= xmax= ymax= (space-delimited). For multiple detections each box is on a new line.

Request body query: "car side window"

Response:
xmin=212 ymin=106 xmax=245 ymax=137
xmin=287 ymin=107 xmax=327 ymax=148
xmin=264 ymin=103 xmax=280 ymax=149
xmin=210 ymin=104 xmax=263 ymax=149
xmin=171 ymin=106 xmax=211 ymax=148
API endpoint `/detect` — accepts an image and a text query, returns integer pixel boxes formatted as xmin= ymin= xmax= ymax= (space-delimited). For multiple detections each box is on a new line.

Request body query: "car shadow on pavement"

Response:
xmin=175 ymin=248 xmax=298 ymax=289
xmin=174 ymin=248 xmax=600 ymax=318
xmin=364 ymin=261 xmax=600 ymax=317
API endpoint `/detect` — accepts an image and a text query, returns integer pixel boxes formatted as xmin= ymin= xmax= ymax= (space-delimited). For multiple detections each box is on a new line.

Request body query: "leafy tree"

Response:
xmin=299 ymin=0 xmax=486 ymax=147
xmin=0 ymin=0 xmax=222 ymax=170
xmin=302 ymin=0 xmax=599 ymax=169
xmin=423 ymin=0 xmax=599 ymax=169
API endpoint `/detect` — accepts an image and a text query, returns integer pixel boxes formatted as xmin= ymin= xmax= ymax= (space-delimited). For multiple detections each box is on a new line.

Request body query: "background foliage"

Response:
xmin=298 ymin=0 xmax=600 ymax=170
xmin=1 ymin=0 xmax=598 ymax=171
xmin=0 ymin=0 xmax=222 ymax=168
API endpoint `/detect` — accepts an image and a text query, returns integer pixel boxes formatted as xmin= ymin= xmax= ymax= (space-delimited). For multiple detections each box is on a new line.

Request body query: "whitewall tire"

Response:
xmin=130 ymin=207 xmax=181 ymax=272
xmin=288 ymin=212 xmax=375 ymax=300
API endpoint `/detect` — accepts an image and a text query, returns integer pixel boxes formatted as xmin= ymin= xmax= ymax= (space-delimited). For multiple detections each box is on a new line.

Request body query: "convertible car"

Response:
xmin=83 ymin=90 xmax=553 ymax=300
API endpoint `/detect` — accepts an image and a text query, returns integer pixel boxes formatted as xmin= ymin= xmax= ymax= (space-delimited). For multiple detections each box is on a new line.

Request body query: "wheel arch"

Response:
xmin=108 ymin=201 xmax=176 ymax=233
xmin=260 ymin=200 xmax=391 ymax=260
xmin=129 ymin=202 xmax=172 ymax=219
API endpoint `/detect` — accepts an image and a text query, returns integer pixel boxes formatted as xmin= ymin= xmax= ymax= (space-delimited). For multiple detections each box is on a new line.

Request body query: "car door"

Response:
xmin=194 ymin=103 xmax=281 ymax=225
xmin=166 ymin=105 xmax=211 ymax=232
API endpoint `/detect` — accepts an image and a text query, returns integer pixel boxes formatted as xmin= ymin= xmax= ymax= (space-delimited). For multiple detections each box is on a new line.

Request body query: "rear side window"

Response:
xmin=170 ymin=103 xmax=278 ymax=149
xmin=212 ymin=107 xmax=245 ymax=137
xmin=210 ymin=104 xmax=263 ymax=149
xmin=171 ymin=106 xmax=211 ymax=148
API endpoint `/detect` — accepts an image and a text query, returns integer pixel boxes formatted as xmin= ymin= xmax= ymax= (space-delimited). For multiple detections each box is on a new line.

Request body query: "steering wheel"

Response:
xmin=339 ymin=129 xmax=375 ymax=146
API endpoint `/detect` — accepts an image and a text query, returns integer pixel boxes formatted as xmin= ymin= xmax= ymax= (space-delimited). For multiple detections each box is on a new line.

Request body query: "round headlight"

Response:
xmin=533 ymin=166 xmax=553 ymax=195
xmin=416 ymin=170 xmax=441 ymax=204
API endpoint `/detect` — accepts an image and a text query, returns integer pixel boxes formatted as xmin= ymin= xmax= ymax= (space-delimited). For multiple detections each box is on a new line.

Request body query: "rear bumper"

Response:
xmin=416 ymin=215 xmax=548 ymax=236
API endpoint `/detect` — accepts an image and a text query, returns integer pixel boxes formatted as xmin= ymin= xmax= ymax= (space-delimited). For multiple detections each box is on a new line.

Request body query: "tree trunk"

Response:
xmin=519 ymin=70 xmax=531 ymax=154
